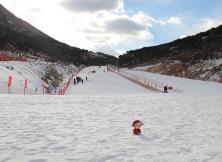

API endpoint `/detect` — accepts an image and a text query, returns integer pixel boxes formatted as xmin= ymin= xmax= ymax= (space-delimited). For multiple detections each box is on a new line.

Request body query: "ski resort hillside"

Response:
xmin=0 ymin=4 xmax=117 ymax=65
xmin=118 ymin=24 xmax=222 ymax=83
xmin=130 ymin=58 xmax=222 ymax=83
xmin=0 ymin=1 xmax=222 ymax=161
xmin=0 ymin=66 xmax=222 ymax=161
xmin=67 ymin=66 xmax=149 ymax=95
xmin=119 ymin=67 xmax=222 ymax=94
xmin=0 ymin=59 xmax=76 ymax=94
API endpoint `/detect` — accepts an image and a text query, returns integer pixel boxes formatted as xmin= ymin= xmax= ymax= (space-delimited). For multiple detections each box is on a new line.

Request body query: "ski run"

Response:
xmin=0 ymin=66 xmax=222 ymax=162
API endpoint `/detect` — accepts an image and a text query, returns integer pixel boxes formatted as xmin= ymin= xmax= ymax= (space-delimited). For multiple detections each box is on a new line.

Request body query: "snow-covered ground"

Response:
xmin=66 ymin=66 xmax=149 ymax=95
xmin=0 ymin=61 xmax=43 ymax=94
xmin=0 ymin=66 xmax=222 ymax=162
xmin=0 ymin=60 xmax=75 ymax=94
xmin=0 ymin=94 xmax=222 ymax=162
xmin=121 ymin=68 xmax=222 ymax=94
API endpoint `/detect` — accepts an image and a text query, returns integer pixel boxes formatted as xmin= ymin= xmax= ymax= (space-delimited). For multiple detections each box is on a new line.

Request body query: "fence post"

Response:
xmin=24 ymin=79 xmax=28 ymax=95
xmin=8 ymin=76 xmax=13 ymax=94
xmin=42 ymin=85 xmax=45 ymax=95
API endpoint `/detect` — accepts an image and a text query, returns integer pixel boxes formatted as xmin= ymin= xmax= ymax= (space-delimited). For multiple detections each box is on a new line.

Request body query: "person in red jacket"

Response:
xmin=132 ymin=120 xmax=143 ymax=135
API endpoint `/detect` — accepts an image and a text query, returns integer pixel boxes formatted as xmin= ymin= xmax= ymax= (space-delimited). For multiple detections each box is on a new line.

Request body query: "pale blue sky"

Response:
xmin=118 ymin=0 xmax=222 ymax=50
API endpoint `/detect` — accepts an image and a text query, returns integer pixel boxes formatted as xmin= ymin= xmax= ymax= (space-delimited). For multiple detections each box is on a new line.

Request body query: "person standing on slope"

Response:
xmin=73 ymin=78 xmax=76 ymax=85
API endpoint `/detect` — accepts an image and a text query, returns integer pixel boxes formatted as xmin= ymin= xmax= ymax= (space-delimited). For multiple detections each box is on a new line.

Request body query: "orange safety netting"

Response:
xmin=57 ymin=68 xmax=82 ymax=95
xmin=0 ymin=55 xmax=27 ymax=61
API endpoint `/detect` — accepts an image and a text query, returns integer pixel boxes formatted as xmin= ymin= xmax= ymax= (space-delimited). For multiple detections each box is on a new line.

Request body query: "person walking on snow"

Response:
xmin=73 ymin=78 xmax=76 ymax=85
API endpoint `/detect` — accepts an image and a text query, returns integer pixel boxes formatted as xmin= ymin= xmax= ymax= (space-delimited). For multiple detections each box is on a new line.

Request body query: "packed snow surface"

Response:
xmin=0 ymin=94 xmax=222 ymax=162
xmin=67 ymin=66 xmax=149 ymax=95
xmin=121 ymin=68 xmax=222 ymax=94
xmin=0 ymin=66 xmax=222 ymax=162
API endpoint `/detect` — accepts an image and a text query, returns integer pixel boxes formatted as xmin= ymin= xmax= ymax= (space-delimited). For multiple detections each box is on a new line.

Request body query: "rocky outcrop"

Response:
xmin=142 ymin=60 xmax=222 ymax=82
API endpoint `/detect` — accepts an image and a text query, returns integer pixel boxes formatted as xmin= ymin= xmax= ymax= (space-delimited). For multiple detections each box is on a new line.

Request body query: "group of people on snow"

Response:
xmin=73 ymin=76 xmax=88 ymax=85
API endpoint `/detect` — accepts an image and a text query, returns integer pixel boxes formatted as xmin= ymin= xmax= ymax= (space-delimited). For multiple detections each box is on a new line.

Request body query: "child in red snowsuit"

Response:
xmin=132 ymin=120 xmax=143 ymax=135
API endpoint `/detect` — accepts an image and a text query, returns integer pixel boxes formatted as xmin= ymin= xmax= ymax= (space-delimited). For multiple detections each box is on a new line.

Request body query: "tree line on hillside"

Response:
xmin=118 ymin=25 xmax=222 ymax=67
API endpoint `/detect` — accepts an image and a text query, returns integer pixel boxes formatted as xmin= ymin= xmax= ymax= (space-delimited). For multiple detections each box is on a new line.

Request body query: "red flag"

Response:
xmin=24 ymin=79 xmax=28 ymax=89
xmin=8 ymin=76 xmax=13 ymax=87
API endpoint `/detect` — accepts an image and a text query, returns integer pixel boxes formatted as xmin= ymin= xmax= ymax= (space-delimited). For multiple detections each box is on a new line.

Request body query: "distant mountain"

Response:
xmin=118 ymin=25 xmax=222 ymax=82
xmin=119 ymin=25 xmax=222 ymax=67
xmin=0 ymin=4 xmax=117 ymax=65
xmin=94 ymin=45 xmax=120 ymax=57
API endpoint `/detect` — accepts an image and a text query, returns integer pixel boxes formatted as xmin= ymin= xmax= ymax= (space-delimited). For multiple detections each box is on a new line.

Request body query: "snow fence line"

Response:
xmin=107 ymin=66 xmax=183 ymax=93
xmin=0 ymin=68 xmax=82 ymax=95
xmin=57 ymin=67 xmax=82 ymax=95
xmin=0 ymin=55 xmax=27 ymax=62
xmin=0 ymin=76 xmax=39 ymax=95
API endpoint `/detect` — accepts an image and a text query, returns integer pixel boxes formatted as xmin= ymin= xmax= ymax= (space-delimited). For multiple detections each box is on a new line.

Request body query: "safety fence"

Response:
xmin=0 ymin=55 xmax=27 ymax=62
xmin=0 ymin=76 xmax=43 ymax=95
xmin=57 ymin=68 xmax=82 ymax=95
xmin=108 ymin=66 xmax=183 ymax=93
xmin=0 ymin=68 xmax=82 ymax=95
xmin=42 ymin=83 xmax=51 ymax=95
xmin=1 ymin=75 xmax=54 ymax=95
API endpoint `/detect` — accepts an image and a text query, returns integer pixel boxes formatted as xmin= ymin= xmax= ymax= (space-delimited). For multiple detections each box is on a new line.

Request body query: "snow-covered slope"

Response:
xmin=0 ymin=94 xmax=221 ymax=162
xmin=0 ymin=66 xmax=222 ymax=162
xmin=67 ymin=66 xmax=149 ymax=95
xmin=121 ymin=68 xmax=222 ymax=94
xmin=0 ymin=60 xmax=75 ymax=94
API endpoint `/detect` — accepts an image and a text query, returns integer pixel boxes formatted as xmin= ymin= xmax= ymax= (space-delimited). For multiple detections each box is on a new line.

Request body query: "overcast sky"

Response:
xmin=0 ymin=0 xmax=222 ymax=56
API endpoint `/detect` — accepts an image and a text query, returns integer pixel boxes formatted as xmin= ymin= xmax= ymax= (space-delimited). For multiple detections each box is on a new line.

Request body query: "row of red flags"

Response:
xmin=7 ymin=76 xmax=27 ymax=88
xmin=7 ymin=76 xmax=28 ymax=94
xmin=8 ymin=76 xmax=28 ymax=88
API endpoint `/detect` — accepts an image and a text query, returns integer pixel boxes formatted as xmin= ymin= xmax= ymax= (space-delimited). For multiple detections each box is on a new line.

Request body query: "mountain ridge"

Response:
xmin=119 ymin=25 xmax=222 ymax=66
xmin=118 ymin=24 xmax=222 ymax=82
xmin=0 ymin=4 xmax=117 ymax=65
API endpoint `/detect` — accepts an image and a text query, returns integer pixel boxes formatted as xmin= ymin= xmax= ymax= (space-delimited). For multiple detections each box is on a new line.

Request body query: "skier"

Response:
xmin=132 ymin=120 xmax=143 ymax=135
xmin=86 ymin=76 xmax=88 ymax=81
xmin=81 ymin=79 xmax=84 ymax=84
